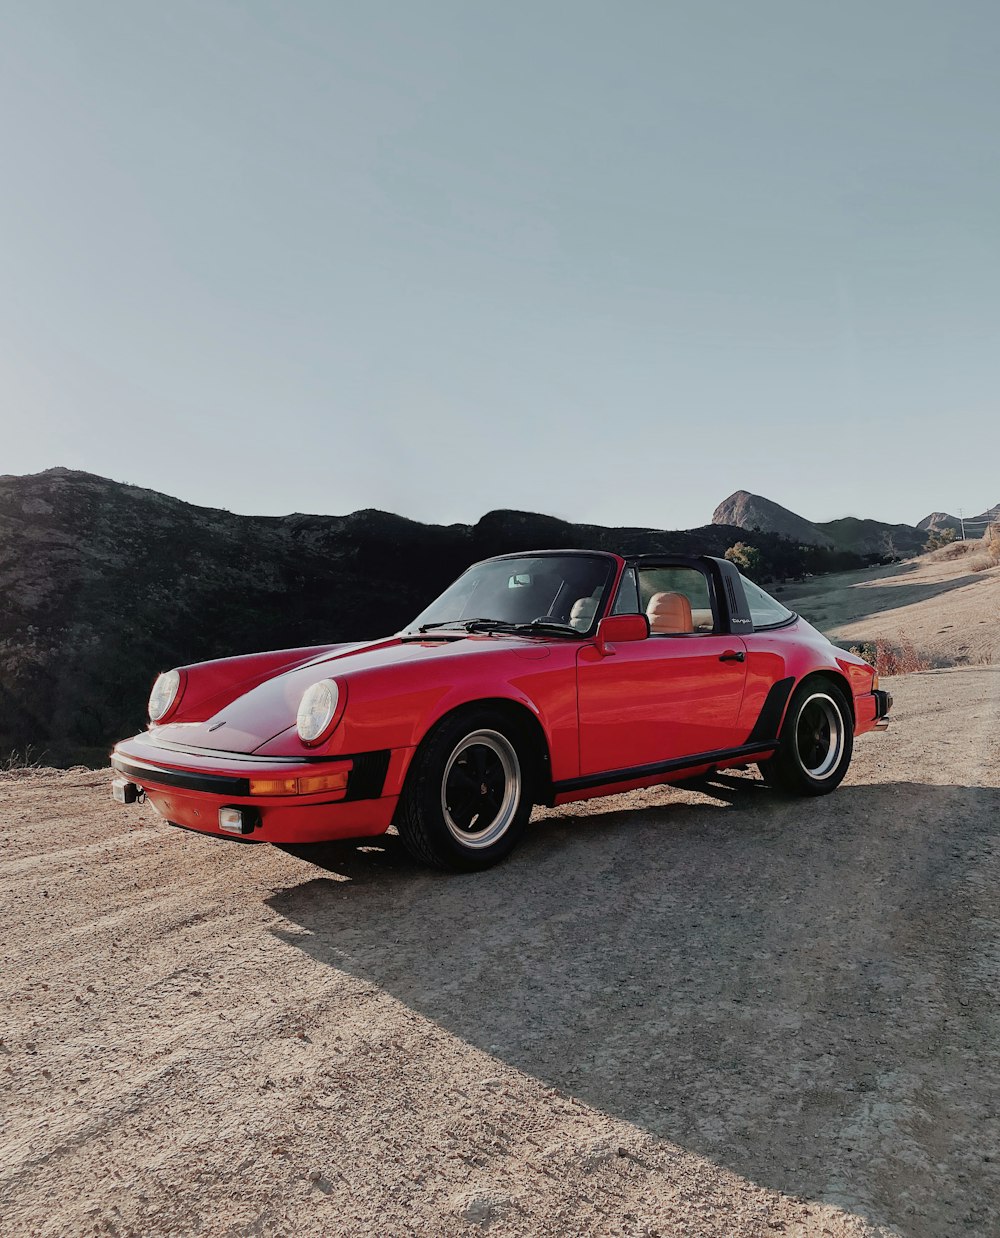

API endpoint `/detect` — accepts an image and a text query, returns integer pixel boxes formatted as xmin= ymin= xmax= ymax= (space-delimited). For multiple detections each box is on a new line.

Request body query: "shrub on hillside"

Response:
xmin=985 ymin=522 xmax=1000 ymax=564
xmin=848 ymin=632 xmax=931 ymax=676
xmin=924 ymin=528 xmax=958 ymax=552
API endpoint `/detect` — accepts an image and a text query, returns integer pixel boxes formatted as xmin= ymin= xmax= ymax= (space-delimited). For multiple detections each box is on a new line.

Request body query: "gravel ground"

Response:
xmin=2 ymin=666 xmax=999 ymax=1237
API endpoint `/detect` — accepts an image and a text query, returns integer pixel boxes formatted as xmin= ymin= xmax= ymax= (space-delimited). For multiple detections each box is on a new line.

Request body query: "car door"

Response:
xmin=575 ymin=561 xmax=749 ymax=777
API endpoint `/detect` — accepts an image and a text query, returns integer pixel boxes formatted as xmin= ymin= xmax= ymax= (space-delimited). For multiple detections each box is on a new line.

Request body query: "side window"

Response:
xmin=740 ymin=575 xmax=794 ymax=628
xmin=611 ymin=567 xmax=640 ymax=615
xmin=637 ymin=566 xmax=715 ymax=635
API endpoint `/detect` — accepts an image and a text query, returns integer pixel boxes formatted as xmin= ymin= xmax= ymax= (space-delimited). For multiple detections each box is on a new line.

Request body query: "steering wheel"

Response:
xmin=530 ymin=614 xmax=565 ymax=624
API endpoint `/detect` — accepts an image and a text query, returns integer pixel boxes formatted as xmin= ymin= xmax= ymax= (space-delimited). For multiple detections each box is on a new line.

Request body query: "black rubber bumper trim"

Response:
xmin=111 ymin=756 xmax=250 ymax=796
xmin=552 ymin=741 xmax=778 ymax=796
xmin=112 ymin=748 xmax=392 ymax=802
xmin=873 ymin=688 xmax=893 ymax=718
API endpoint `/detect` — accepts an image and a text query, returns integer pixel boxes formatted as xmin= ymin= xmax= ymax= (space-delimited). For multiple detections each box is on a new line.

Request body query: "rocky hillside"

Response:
xmin=3 ymin=468 xmax=822 ymax=766
xmin=712 ymin=490 xmax=928 ymax=556
xmin=712 ymin=491 xmax=834 ymax=547
xmin=917 ymin=505 xmax=999 ymax=538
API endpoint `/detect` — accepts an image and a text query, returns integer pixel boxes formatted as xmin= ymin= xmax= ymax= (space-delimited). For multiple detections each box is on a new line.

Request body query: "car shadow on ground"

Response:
xmin=268 ymin=778 xmax=1000 ymax=1235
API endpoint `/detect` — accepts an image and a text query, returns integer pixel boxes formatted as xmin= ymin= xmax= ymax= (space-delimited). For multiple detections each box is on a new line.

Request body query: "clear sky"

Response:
xmin=1 ymin=2 xmax=997 ymax=530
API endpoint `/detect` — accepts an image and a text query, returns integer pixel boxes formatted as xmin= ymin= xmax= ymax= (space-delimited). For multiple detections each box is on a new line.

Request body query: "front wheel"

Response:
xmin=395 ymin=711 xmax=533 ymax=871
xmin=758 ymin=680 xmax=854 ymax=796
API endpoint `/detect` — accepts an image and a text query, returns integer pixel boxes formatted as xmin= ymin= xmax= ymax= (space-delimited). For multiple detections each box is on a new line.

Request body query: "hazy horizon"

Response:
xmin=2 ymin=3 xmax=997 ymax=529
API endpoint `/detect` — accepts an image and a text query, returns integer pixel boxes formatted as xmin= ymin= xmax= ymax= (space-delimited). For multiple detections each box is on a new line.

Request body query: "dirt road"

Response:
xmin=2 ymin=666 xmax=999 ymax=1237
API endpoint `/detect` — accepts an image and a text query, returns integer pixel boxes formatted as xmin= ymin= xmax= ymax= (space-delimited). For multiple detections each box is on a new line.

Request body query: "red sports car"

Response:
xmin=111 ymin=550 xmax=891 ymax=870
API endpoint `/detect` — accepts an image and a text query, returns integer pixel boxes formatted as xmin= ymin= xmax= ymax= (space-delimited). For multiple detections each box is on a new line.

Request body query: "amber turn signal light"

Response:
xmin=249 ymin=777 xmax=299 ymax=796
xmin=248 ymin=770 xmax=350 ymax=796
xmin=297 ymin=772 xmax=349 ymax=795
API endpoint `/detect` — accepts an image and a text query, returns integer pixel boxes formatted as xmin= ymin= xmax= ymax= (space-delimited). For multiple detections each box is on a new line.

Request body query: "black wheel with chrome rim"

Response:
xmin=440 ymin=729 xmax=522 ymax=850
xmin=758 ymin=680 xmax=854 ymax=796
xmin=396 ymin=710 xmax=533 ymax=870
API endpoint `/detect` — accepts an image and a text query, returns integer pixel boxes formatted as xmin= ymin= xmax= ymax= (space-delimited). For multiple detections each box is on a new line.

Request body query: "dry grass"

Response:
xmin=849 ymin=631 xmax=932 ymax=676
xmin=929 ymin=529 xmax=1000 ymax=571
xmin=2 ymin=745 xmax=47 ymax=773
xmin=930 ymin=538 xmax=980 ymax=561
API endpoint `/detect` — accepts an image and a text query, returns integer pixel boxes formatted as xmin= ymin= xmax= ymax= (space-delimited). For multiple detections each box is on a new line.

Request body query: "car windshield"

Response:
xmin=404 ymin=554 xmax=617 ymax=636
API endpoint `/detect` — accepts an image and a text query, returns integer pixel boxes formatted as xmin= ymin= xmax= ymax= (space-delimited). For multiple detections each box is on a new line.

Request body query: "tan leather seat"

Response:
xmin=646 ymin=591 xmax=693 ymax=634
xmin=569 ymin=591 xmax=601 ymax=630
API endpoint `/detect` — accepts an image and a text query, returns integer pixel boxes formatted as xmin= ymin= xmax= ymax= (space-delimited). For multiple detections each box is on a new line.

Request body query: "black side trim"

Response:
xmin=111 ymin=756 xmax=250 ymax=796
xmin=345 ymin=750 xmax=391 ymax=801
xmin=745 ymin=676 xmax=796 ymax=745
xmin=552 ymin=741 xmax=778 ymax=795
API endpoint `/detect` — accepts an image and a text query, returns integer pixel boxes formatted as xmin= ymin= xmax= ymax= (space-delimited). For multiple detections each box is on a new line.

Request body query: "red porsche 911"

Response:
xmin=111 ymin=550 xmax=891 ymax=870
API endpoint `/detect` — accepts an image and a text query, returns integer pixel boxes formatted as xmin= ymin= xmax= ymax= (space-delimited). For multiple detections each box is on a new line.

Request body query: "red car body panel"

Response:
xmin=111 ymin=551 xmax=889 ymax=846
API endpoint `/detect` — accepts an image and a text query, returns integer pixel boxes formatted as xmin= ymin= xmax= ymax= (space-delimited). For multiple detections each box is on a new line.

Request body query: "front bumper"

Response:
xmin=110 ymin=737 xmax=409 ymax=844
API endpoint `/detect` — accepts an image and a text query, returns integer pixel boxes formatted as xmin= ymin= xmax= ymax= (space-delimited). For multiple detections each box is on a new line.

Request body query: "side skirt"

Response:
xmin=549 ymin=740 xmax=779 ymax=800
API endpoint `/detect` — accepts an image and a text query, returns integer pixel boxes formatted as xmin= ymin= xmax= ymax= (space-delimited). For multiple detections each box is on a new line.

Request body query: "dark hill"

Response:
xmin=3 ymin=468 xmax=855 ymax=766
xmin=813 ymin=516 xmax=926 ymax=558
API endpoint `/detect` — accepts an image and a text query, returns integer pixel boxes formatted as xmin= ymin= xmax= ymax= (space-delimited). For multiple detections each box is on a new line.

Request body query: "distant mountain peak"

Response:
xmin=712 ymin=490 xmax=931 ymax=557
xmin=711 ymin=491 xmax=834 ymax=548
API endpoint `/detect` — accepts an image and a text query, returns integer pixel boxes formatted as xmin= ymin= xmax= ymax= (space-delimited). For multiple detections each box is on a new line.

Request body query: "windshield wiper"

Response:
xmin=467 ymin=619 xmax=580 ymax=637
xmin=416 ymin=618 xmax=494 ymax=632
xmin=514 ymin=620 xmax=579 ymax=635
xmin=414 ymin=617 xmax=581 ymax=637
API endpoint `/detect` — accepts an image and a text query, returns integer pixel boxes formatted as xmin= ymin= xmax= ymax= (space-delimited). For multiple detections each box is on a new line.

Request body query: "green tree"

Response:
xmin=724 ymin=542 xmax=763 ymax=577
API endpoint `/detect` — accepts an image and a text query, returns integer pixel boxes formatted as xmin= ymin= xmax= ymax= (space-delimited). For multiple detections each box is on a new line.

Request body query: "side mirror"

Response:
xmin=595 ymin=613 xmax=649 ymax=655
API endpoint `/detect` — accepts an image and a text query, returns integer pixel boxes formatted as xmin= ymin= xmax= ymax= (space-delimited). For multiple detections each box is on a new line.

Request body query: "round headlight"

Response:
xmin=148 ymin=669 xmax=182 ymax=723
xmin=296 ymin=679 xmax=341 ymax=745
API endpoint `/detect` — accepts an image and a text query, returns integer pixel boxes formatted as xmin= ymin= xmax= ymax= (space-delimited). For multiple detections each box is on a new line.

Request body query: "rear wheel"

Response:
xmin=758 ymin=680 xmax=853 ymax=796
xmin=396 ymin=710 xmax=533 ymax=871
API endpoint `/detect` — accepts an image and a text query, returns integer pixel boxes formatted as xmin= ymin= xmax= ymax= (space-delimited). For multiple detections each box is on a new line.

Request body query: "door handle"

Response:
xmin=719 ymin=650 xmax=745 ymax=663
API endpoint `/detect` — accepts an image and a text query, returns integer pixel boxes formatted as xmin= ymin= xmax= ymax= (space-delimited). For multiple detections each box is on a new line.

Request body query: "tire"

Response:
xmin=757 ymin=679 xmax=854 ymax=796
xmin=395 ymin=709 xmax=533 ymax=871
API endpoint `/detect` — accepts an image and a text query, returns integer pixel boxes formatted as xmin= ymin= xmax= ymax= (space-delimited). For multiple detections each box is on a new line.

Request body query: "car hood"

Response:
xmin=148 ymin=632 xmax=557 ymax=754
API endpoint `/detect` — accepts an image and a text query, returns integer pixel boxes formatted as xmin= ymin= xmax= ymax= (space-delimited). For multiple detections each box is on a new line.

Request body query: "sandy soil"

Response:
xmin=777 ymin=547 xmax=1000 ymax=668
xmin=2 ymin=563 xmax=999 ymax=1237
